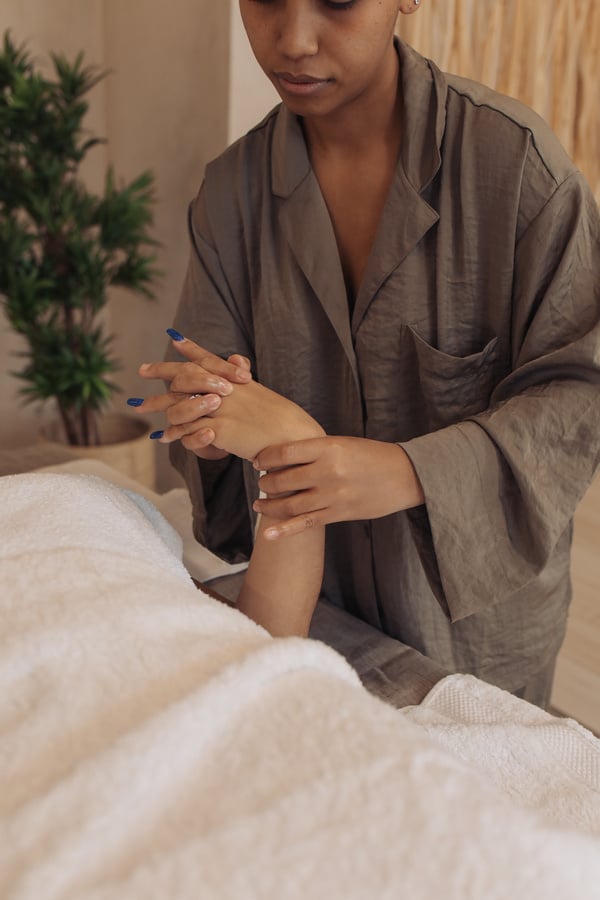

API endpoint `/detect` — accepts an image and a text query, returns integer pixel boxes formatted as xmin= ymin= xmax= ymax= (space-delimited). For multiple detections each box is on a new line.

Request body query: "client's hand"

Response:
xmin=182 ymin=378 xmax=325 ymax=460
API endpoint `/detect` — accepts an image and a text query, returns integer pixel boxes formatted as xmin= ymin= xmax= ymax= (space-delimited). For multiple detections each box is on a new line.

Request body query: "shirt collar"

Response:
xmin=271 ymin=38 xmax=448 ymax=199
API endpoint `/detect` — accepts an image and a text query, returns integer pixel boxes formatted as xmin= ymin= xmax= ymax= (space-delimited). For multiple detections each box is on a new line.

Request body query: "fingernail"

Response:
xmin=166 ymin=328 xmax=185 ymax=342
xmin=127 ymin=397 xmax=144 ymax=407
xmin=205 ymin=394 xmax=220 ymax=410
xmin=149 ymin=430 xmax=164 ymax=440
xmin=209 ymin=380 xmax=232 ymax=395
xmin=237 ymin=369 xmax=252 ymax=381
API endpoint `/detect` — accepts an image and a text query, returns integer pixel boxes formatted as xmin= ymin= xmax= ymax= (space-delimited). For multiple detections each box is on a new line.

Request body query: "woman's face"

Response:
xmin=239 ymin=0 xmax=403 ymax=119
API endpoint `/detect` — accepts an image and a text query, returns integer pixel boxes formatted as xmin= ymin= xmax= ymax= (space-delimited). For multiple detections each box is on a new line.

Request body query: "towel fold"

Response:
xmin=402 ymin=673 xmax=600 ymax=835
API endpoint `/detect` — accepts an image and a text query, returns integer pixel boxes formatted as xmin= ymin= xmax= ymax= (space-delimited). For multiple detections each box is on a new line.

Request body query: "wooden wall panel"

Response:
xmin=398 ymin=0 xmax=600 ymax=201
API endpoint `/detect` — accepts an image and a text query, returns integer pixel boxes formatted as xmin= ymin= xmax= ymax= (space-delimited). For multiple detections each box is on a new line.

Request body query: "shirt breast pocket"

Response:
xmin=406 ymin=326 xmax=503 ymax=432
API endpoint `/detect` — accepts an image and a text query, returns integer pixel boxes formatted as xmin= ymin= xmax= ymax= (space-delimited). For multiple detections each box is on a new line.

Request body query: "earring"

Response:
xmin=414 ymin=0 xmax=420 ymax=5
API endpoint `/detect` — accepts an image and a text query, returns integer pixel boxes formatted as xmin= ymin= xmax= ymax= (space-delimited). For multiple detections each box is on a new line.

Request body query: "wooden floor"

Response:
xmin=550 ymin=474 xmax=600 ymax=735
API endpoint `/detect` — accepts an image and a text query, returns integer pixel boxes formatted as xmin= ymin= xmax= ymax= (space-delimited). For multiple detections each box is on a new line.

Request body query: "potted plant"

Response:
xmin=0 ymin=31 xmax=159 ymax=465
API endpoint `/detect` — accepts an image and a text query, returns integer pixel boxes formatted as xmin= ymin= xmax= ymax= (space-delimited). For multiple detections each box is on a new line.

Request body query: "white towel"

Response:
xmin=37 ymin=458 xmax=248 ymax=581
xmin=402 ymin=673 xmax=600 ymax=835
xmin=2 ymin=472 xmax=600 ymax=900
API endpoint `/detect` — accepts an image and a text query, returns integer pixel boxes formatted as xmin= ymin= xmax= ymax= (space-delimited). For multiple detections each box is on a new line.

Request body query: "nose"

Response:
xmin=275 ymin=3 xmax=319 ymax=61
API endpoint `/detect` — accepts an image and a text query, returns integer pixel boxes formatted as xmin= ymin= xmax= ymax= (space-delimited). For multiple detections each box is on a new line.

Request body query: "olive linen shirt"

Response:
xmin=170 ymin=40 xmax=600 ymax=692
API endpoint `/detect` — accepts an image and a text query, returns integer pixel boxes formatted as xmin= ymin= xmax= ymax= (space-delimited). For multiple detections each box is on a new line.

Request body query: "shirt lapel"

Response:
xmin=352 ymin=41 xmax=447 ymax=334
xmin=273 ymin=108 xmax=358 ymax=384
xmin=352 ymin=164 xmax=439 ymax=335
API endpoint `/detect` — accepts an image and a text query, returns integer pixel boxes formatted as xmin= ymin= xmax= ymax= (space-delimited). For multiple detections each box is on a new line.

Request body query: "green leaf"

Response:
xmin=0 ymin=31 xmax=159 ymax=427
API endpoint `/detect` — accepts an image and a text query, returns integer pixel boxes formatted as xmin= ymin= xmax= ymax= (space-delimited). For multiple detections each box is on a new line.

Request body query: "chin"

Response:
xmin=280 ymin=95 xmax=340 ymax=119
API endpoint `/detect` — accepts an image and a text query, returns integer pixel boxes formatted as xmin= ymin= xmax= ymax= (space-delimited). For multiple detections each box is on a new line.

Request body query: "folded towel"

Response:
xmin=37 ymin=458 xmax=248 ymax=581
xmin=402 ymin=673 xmax=600 ymax=835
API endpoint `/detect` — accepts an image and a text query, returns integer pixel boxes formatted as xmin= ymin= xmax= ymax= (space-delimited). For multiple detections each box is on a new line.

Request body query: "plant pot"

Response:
xmin=40 ymin=412 xmax=156 ymax=490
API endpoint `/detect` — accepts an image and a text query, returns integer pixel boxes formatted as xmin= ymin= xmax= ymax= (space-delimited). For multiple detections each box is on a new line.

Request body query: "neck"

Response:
xmin=302 ymin=47 xmax=401 ymax=159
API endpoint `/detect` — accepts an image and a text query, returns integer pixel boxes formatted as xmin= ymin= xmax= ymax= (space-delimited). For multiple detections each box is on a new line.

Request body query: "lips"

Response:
xmin=277 ymin=71 xmax=327 ymax=82
xmin=274 ymin=72 xmax=332 ymax=96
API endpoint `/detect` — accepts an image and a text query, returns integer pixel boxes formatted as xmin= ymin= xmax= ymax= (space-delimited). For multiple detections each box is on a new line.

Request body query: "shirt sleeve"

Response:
xmin=168 ymin=189 xmax=257 ymax=564
xmin=400 ymin=172 xmax=600 ymax=622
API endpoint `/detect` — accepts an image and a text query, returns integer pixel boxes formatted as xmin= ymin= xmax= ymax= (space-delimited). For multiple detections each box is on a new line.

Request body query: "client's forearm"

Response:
xmin=237 ymin=516 xmax=324 ymax=638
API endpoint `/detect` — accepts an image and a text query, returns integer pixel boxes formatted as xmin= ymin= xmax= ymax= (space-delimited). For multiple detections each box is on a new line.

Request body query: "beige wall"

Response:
xmin=0 ymin=0 xmax=108 ymax=446
xmin=228 ymin=3 xmax=278 ymax=144
xmin=103 ymin=0 xmax=230 ymax=487
xmin=0 ymin=0 xmax=230 ymax=487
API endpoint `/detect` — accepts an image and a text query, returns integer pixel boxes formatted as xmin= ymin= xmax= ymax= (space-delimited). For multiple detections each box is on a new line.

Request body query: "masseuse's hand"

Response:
xmin=252 ymin=437 xmax=425 ymax=539
xmin=150 ymin=377 xmax=324 ymax=461
xmin=133 ymin=331 xmax=252 ymax=460
xmin=136 ymin=333 xmax=323 ymax=460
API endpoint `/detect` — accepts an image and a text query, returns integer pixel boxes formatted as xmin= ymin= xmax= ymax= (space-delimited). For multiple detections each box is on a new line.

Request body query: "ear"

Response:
xmin=398 ymin=0 xmax=422 ymax=15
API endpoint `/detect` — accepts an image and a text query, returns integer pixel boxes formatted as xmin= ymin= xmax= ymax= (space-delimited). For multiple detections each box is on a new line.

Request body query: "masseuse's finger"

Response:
xmin=151 ymin=415 xmax=216 ymax=444
xmin=127 ymin=391 xmax=222 ymax=417
xmin=152 ymin=423 xmax=227 ymax=460
xmin=134 ymin=355 xmax=250 ymax=409
xmin=138 ymin=360 xmax=235 ymax=395
xmin=166 ymin=329 xmax=252 ymax=383
xmin=253 ymin=438 xmax=320 ymax=472
xmin=166 ymin=394 xmax=221 ymax=425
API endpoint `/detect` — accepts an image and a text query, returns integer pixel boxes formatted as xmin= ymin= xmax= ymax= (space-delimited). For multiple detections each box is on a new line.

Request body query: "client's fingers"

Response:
xmin=181 ymin=429 xmax=218 ymax=453
xmin=227 ymin=353 xmax=252 ymax=372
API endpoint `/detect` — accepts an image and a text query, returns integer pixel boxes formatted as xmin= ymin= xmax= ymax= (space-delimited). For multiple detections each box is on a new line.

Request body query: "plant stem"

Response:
xmin=79 ymin=405 xmax=99 ymax=447
xmin=58 ymin=401 xmax=78 ymax=446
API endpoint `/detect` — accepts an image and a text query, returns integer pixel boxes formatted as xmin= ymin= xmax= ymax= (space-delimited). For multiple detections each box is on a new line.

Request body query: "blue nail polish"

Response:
xmin=149 ymin=430 xmax=164 ymax=440
xmin=127 ymin=397 xmax=144 ymax=407
xmin=166 ymin=328 xmax=185 ymax=342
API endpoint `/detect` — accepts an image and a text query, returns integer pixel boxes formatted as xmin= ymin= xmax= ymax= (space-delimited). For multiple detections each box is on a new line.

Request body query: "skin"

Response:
xmin=239 ymin=0 xmax=407 ymax=141
xmin=138 ymin=344 xmax=252 ymax=460
xmin=239 ymin=0 xmax=412 ymax=303
xmin=138 ymin=336 xmax=325 ymax=637
xmin=139 ymin=337 xmax=322 ymax=457
xmin=138 ymin=0 xmax=426 ymax=539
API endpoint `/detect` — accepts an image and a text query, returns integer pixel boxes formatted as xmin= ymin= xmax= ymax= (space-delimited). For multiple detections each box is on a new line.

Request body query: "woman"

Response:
xmin=137 ymin=0 xmax=600 ymax=707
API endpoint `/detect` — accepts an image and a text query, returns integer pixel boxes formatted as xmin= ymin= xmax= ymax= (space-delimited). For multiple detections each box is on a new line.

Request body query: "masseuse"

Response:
xmin=135 ymin=0 xmax=600 ymax=708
